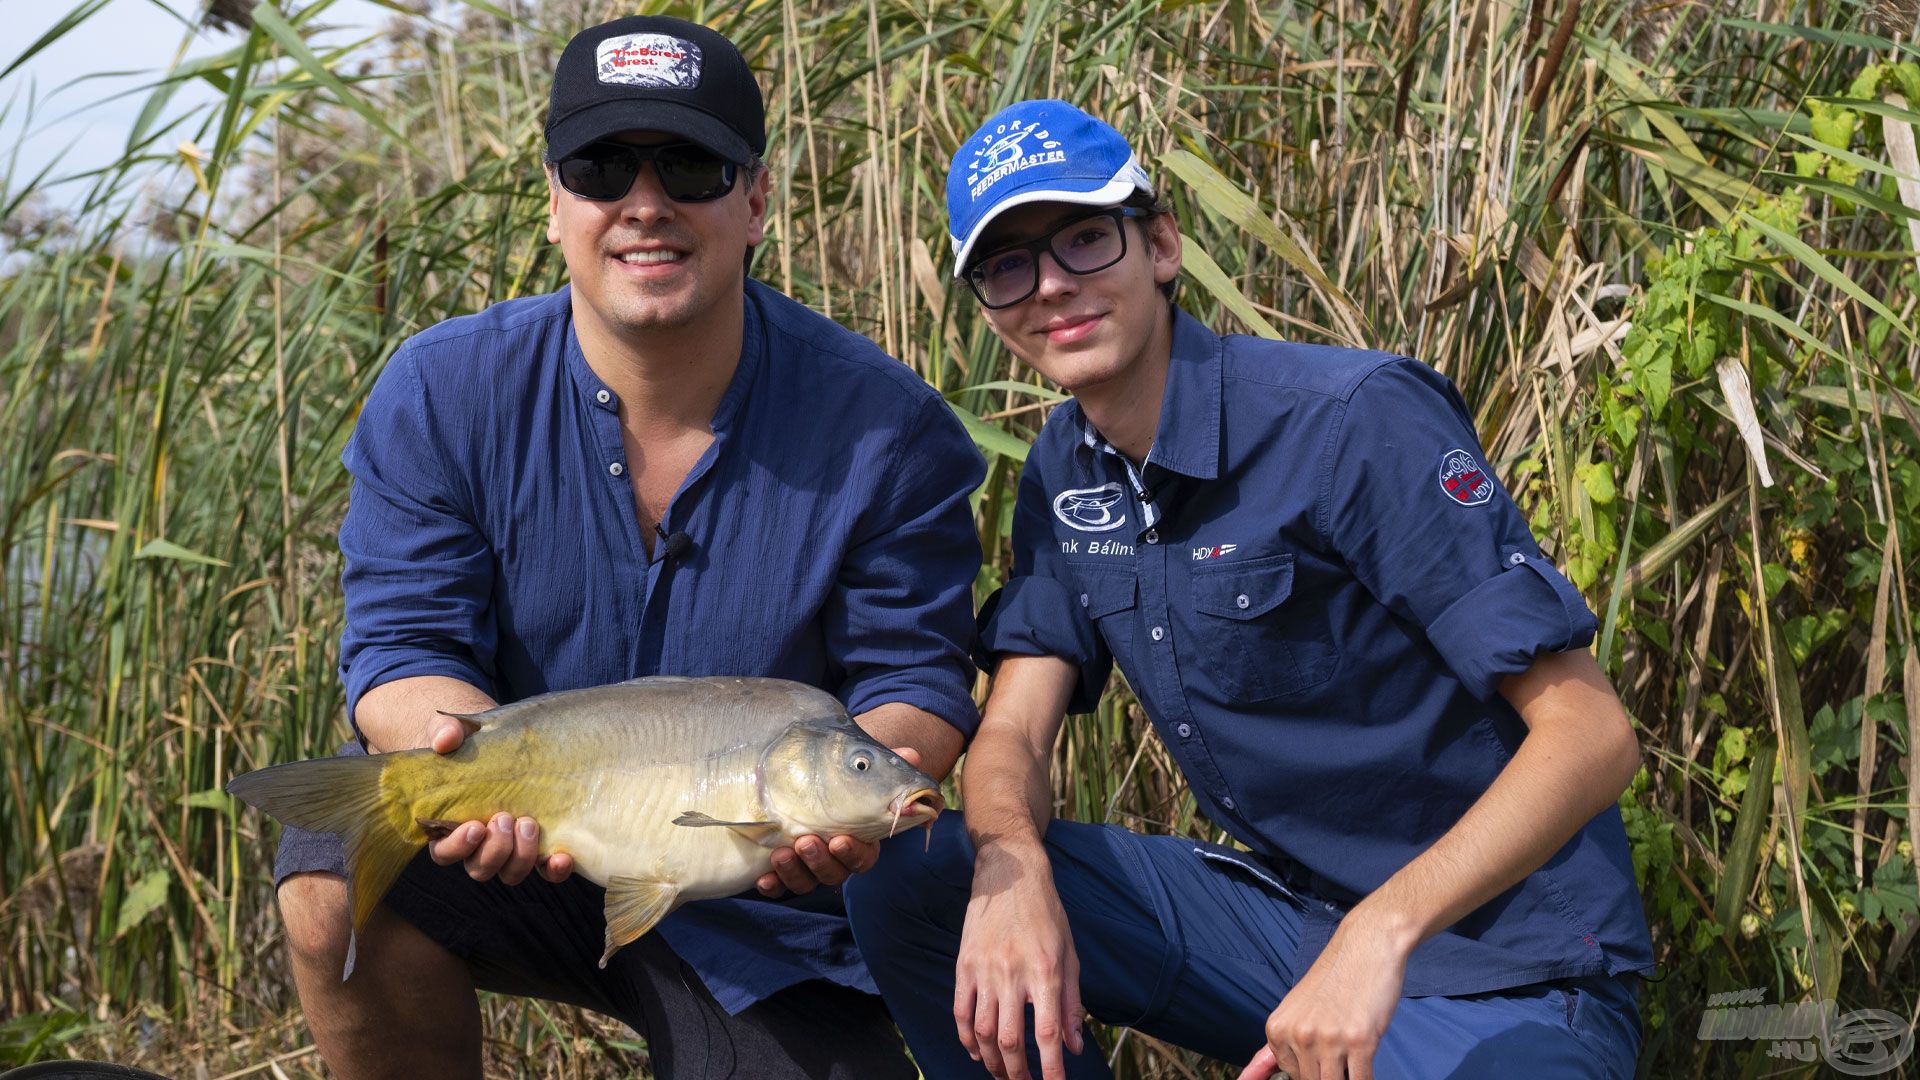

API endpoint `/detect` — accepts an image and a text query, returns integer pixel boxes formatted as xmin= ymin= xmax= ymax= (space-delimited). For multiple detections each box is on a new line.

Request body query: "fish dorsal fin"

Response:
xmin=672 ymin=811 xmax=782 ymax=843
xmin=600 ymin=877 xmax=680 ymax=968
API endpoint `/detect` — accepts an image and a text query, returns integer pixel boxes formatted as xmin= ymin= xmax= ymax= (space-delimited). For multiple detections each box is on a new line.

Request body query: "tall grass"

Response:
xmin=3 ymin=0 xmax=1918 ymax=1075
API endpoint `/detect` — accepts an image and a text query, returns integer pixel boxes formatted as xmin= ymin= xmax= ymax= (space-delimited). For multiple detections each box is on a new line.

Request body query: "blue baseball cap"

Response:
xmin=946 ymin=100 xmax=1154 ymax=276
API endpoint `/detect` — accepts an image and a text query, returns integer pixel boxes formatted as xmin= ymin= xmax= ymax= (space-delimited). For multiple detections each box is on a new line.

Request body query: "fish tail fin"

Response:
xmin=337 ymin=814 xmax=425 ymax=979
xmin=227 ymin=755 xmax=426 ymax=977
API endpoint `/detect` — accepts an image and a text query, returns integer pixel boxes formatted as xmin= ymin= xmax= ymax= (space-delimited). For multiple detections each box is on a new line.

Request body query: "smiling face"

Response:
xmin=971 ymin=201 xmax=1181 ymax=395
xmin=546 ymin=131 xmax=769 ymax=342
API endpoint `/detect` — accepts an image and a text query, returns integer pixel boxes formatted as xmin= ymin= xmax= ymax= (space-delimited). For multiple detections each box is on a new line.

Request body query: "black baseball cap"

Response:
xmin=545 ymin=16 xmax=766 ymax=165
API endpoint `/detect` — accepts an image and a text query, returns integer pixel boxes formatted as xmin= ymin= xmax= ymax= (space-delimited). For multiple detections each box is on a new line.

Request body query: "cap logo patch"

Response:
xmin=967 ymin=120 xmax=1065 ymax=199
xmin=1437 ymin=448 xmax=1494 ymax=506
xmin=596 ymin=34 xmax=702 ymax=89
xmin=1053 ymin=483 xmax=1127 ymax=533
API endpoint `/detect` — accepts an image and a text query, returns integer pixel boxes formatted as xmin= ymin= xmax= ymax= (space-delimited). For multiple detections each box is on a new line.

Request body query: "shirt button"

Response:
xmin=608 ymin=462 xmax=624 ymax=477
xmin=1176 ymin=722 xmax=1192 ymax=738
xmin=1150 ymin=626 xmax=1165 ymax=641
xmin=596 ymin=389 xmax=612 ymax=405
xmin=1221 ymin=796 xmax=1237 ymax=811
xmin=1235 ymin=593 xmax=1251 ymax=609
xmin=1079 ymin=592 xmax=1089 ymax=607
xmin=1509 ymin=552 xmax=1527 ymax=566
xmin=1145 ymin=529 xmax=1159 ymax=544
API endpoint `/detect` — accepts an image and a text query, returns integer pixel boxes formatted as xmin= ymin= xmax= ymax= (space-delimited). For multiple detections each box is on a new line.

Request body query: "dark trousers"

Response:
xmin=276 ymin=820 xmax=916 ymax=1080
xmin=843 ymin=814 xmax=1642 ymax=1079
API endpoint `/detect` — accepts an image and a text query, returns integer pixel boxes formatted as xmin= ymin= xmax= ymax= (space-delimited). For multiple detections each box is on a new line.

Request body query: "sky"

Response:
xmin=1 ymin=0 xmax=392 ymax=215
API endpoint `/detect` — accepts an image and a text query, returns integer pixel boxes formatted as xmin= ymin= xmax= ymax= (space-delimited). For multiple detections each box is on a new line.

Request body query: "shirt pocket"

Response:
xmin=1189 ymin=551 xmax=1337 ymax=702
xmin=1072 ymin=566 xmax=1137 ymax=652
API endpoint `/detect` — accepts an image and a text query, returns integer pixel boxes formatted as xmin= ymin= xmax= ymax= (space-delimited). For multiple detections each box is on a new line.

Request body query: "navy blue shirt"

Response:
xmin=337 ymin=279 xmax=984 ymax=1012
xmin=980 ymin=307 xmax=1653 ymax=997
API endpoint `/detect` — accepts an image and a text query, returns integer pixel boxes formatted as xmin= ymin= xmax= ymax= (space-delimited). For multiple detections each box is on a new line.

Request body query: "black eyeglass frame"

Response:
xmin=962 ymin=206 xmax=1151 ymax=310
xmin=550 ymin=141 xmax=741 ymax=204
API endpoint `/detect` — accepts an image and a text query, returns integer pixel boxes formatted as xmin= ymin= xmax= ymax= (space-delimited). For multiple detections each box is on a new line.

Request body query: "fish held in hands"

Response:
xmin=225 ymin=676 xmax=944 ymax=976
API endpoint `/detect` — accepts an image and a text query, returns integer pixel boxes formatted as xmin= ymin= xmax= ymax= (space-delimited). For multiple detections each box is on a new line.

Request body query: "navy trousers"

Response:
xmin=843 ymin=815 xmax=1641 ymax=1079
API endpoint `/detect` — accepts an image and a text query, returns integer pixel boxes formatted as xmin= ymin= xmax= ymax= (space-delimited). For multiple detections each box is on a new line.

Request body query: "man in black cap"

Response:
xmin=268 ymin=15 xmax=984 ymax=1078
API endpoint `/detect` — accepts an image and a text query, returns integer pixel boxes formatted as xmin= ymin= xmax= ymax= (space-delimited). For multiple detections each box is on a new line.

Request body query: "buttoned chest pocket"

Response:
xmin=1073 ymin=568 xmax=1137 ymax=654
xmin=1189 ymin=552 xmax=1336 ymax=702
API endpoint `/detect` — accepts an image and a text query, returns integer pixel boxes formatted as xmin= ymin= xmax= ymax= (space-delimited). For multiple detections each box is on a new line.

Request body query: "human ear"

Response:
xmin=743 ymin=166 xmax=771 ymax=246
xmin=1148 ymin=212 xmax=1183 ymax=285
xmin=545 ymin=166 xmax=562 ymax=245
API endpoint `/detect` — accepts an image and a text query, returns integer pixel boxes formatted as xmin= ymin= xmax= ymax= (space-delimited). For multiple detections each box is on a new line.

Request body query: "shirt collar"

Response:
xmin=561 ymin=282 xmax=766 ymax=433
xmin=711 ymin=282 xmax=767 ymax=433
xmin=1146 ymin=307 xmax=1224 ymax=480
xmin=561 ymin=285 xmax=614 ymax=412
xmin=1078 ymin=305 xmax=1222 ymax=480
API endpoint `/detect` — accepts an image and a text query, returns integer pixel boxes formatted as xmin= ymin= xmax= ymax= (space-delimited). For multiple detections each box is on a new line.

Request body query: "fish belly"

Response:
xmin=548 ymin=753 xmax=776 ymax=900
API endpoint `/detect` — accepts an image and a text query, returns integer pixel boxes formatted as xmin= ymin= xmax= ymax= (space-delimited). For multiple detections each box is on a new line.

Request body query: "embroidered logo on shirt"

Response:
xmin=1437 ymin=448 xmax=1495 ymax=506
xmin=1052 ymin=483 xmax=1127 ymax=532
xmin=595 ymin=34 xmax=703 ymax=89
xmin=1192 ymin=544 xmax=1239 ymax=561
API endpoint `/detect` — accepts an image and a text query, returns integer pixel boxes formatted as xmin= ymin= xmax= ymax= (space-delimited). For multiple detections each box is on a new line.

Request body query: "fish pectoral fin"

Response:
xmin=672 ymin=811 xmax=781 ymax=842
xmin=434 ymin=708 xmax=495 ymax=730
xmin=416 ymin=818 xmax=462 ymax=842
xmin=599 ymin=877 xmax=680 ymax=969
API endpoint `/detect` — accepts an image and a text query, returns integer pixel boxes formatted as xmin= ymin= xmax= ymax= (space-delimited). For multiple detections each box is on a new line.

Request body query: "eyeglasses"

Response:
xmin=963 ymin=207 xmax=1149 ymax=309
xmin=552 ymin=141 xmax=739 ymax=203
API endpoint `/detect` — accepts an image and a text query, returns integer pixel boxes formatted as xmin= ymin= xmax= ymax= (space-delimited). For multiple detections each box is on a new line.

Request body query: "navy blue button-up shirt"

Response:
xmin=980 ymin=307 xmax=1653 ymax=997
xmin=337 ymin=279 xmax=984 ymax=1012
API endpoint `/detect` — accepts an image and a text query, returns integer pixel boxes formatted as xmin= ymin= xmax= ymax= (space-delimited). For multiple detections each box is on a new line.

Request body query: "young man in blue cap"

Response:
xmin=844 ymin=100 xmax=1654 ymax=1080
xmin=268 ymin=16 xmax=981 ymax=1079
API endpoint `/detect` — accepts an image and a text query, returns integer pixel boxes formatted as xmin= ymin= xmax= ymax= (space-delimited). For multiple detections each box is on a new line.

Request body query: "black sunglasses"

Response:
xmin=552 ymin=141 xmax=739 ymax=203
xmin=963 ymin=207 xmax=1149 ymax=309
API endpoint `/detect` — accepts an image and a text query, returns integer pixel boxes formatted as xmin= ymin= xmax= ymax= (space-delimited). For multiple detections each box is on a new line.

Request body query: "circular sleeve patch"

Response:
xmin=1437 ymin=448 xmax=1494 ymax=506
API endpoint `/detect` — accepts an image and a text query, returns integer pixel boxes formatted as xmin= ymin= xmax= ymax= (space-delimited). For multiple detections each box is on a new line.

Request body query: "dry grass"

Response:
xmin=3 ymin=0 xmax=1918 ymax=1075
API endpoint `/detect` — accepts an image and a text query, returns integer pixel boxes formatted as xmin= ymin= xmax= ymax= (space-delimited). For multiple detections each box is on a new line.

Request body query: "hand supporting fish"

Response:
xmin=417 ymin=710 xmax=577 ymax=887
xmin=227 ymin=676 xmax=944 ymax=978
xmin=753 ymin=744 xmax=924 ymax=898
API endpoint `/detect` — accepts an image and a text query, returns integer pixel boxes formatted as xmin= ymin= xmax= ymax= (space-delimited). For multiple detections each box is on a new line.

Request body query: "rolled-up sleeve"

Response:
xmin=827 ymin=394 xmax=985 ymax=737
xmin=977 ymin=453 xmax=1113 ymax=714
xmin=337 ymin=346 xmax=498 ymax=731
xmin=1321 ymin=360 xmax=1596 ymax=701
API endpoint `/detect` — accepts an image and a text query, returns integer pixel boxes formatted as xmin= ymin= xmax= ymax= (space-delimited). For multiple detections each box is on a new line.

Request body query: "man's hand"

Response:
xmin=755 ymin=746 xmax=922 ymax=897
xmin=953 ymin=844 xmax=1085 ymax=1080
xmin=1236 ymin=911 xmax=1411 ymax=1080
xmin=418 ymin=711 xmax=575 ymax=886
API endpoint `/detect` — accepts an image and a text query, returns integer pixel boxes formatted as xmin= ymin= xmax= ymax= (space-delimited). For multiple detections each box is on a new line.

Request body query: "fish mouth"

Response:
xmin=887 ymin=787 xmax=945 ymax=837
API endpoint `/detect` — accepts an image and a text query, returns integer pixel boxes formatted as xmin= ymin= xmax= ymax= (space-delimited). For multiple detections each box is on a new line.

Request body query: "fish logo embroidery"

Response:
xmin=966 ymin=120 xmax=1066 ymax=199
xmin=1437 ymin=448 xmax=1494 ymax=506
xmin=1053 ymin=483 xmax=1127 ymax=533
xmin=596 ymin=34 xmax=703 ymax=89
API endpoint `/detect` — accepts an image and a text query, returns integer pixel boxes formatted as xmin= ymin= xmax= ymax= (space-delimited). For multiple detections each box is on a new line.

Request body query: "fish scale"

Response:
xmin=226 ymin=675 xmax=944 ymax=978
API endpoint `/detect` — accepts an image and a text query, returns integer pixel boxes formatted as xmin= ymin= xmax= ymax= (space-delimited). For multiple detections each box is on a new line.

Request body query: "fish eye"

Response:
xmin=852 ymin=752 xmax=872 ymax=772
